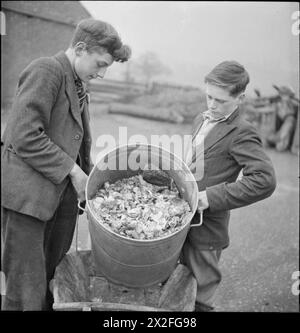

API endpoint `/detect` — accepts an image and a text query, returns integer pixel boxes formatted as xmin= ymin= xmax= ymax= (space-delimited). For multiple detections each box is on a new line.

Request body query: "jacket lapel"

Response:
xmin=191 ymin=108 xmax=240 ymax=163
xmin=54 ymin=51 xmax=83 ymax=130
xmin=203 ymin=122 xmax=236 ymax=153
xmin=192 ymin=113 xmax=204 ymax=140
xmin=203 ymin=108 xmax=240 ymax=153
xmin=81 ymin=101 xmax=92 ymax=144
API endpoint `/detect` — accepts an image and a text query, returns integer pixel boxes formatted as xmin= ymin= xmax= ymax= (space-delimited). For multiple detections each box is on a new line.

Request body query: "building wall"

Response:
xmin=1 ymin=1 xmax=91 ymax=108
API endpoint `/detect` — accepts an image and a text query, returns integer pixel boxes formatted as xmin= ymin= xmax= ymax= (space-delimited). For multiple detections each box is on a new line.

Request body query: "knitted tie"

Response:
xmin=75 ymin=77 xmax=87 ymax=110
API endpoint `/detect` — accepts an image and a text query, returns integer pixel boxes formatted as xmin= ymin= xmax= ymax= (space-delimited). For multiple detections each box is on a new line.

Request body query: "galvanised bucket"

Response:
xmin=83 ymin=144 xmax=201 ymax=288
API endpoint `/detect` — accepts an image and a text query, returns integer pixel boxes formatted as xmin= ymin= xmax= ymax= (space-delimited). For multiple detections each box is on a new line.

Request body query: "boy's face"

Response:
xmin=205 ymin=83 xmax=244 ymax=118
xmin=74 ymin=44 xmax=114 ymax=82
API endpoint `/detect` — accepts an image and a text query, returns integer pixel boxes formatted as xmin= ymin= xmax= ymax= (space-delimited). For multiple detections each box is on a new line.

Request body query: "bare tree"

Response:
xmin=132 ymin=52 xmax=172 ymax=86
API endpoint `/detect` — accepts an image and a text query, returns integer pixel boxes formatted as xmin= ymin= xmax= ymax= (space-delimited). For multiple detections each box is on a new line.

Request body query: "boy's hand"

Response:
xmin=69 ymin=163 xmax=88 ymax=202
xmin=198 ymin=190 xmax=209 ymax=212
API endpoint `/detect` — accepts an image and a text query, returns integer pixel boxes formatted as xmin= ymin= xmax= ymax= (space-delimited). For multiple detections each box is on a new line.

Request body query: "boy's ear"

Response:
xmin=238 ymin=93 xmax=245 ymax=103
xmin=74 ymin=42 xmax=86 ymax=55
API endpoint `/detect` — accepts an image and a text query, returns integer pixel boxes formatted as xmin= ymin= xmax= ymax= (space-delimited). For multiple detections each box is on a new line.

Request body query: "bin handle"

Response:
xmin=75 ymin=199 xmax=86 ymax=253
xmin=190 ymin=210 xmax=203 ymax=228
xmin=78 ymin=199 xmax=86 ymax=214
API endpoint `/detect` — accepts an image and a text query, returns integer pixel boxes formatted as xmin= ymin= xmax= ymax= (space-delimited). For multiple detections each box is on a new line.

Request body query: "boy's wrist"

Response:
xmin=69 ymin=163 xmax=80 ymax=177
xmin=198 ymin=190 xmax=209 ymax=210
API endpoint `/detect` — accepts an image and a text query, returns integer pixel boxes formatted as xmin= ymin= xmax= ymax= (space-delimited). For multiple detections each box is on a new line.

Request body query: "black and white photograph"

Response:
xmin=0 ymin=0 xmax=299 ymax=318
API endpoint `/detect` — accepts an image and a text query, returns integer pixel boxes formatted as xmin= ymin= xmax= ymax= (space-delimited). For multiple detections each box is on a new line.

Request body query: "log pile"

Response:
xmin=108 ymin=87 xmax=207 ymax=123
xmin=108 ymin=102 xmax=184 ymax=123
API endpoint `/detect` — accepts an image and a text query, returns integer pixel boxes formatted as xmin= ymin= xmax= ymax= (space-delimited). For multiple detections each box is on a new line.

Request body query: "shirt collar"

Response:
xmin=203 ymin=107 xmax=238 ymax=123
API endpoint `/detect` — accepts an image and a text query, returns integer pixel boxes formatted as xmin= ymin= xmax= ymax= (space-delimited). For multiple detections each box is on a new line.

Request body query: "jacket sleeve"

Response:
xmin=206 ymin=124 xmax=277 ymax=212
xmin=10 ymin=59 xmax=75 ymax=185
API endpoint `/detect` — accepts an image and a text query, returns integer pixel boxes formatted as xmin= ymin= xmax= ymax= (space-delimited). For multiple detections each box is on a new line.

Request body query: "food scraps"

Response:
xmin=90 ymin=174 xmax=191 ymax=240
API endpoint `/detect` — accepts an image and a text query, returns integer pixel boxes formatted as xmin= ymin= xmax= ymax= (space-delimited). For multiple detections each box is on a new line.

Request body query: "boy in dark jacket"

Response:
xmin=1 ymin=18 xmax=131 ymax=310
xmin=181 ymin=61 xmax=276 ymax=311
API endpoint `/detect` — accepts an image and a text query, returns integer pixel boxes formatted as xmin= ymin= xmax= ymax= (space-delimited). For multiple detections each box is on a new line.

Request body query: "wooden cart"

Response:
xmin=50 ymin=250 xmax=197 ymax=311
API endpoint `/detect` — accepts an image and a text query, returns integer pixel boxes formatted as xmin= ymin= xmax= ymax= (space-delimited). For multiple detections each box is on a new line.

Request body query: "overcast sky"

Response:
xmin=81 ymin=1 xmax=299 ymax=96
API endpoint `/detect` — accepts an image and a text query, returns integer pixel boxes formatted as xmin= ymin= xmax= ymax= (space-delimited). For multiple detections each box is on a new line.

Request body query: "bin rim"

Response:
xmin=86 ymin=143 xmax=198 ymax=243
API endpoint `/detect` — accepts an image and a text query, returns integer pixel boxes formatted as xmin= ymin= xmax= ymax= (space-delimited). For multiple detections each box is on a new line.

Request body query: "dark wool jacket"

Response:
xmin=1 ymin=51 xmax=93 ymax=221
xmin=188 ymin=109 xmax=277 ymax=250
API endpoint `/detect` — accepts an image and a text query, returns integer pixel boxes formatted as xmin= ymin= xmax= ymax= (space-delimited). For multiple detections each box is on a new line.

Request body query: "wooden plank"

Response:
xmin=52 ymin=251 xmax=196 ymax=311
xmin=53 ymin=301 xmax=172 ymax=312
xmin=91 ymin=277 xmax=147 ymax=306
xmin=107 ymin=283 xmax=128 ymax=304
xmin=144 ymin=286 xmax=161 ymax=308
xmin=53 ymin=252 xmax=90 ymax=303
xmin=90 ymin=282 xmax=161 ymax=308
xmin=108 ymin=102 xmax=184 ymax=123
xmin=118 ymin=286 xmax=146 ymax=306
xmin=90 ymin=276 xmax=110 ymax=303
xmin=158 ymin=264 xmax=197 ymax=311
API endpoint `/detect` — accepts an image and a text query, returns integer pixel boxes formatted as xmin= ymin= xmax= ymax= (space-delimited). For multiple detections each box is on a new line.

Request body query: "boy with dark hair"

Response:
xmin=181 ymin=61 xmax=276 ymax=311
xmin=1 ymin=18 xmax=131 ymax=310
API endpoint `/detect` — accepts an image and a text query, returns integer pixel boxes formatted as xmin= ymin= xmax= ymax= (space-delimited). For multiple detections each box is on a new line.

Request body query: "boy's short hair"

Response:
xmin=71 ymin=18 xmax=131 ymax=62
xmin=205 ymin=61 xmax=250 ymax=97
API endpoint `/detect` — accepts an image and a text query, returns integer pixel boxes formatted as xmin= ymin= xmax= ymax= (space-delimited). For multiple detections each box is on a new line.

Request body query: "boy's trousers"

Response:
xmin=180 ymin=239 xmax=222 ymax=310
xmin=1 ymin=182 xmax=78 ymax=311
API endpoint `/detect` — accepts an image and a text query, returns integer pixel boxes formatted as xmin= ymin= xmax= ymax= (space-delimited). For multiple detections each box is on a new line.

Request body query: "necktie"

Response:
xmin=75 ymin=78 xmax=87 ymax=110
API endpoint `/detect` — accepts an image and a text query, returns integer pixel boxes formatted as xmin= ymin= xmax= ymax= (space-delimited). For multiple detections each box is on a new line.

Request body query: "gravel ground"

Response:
xmin=213 ymin=149 xmax=299 ymax=312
